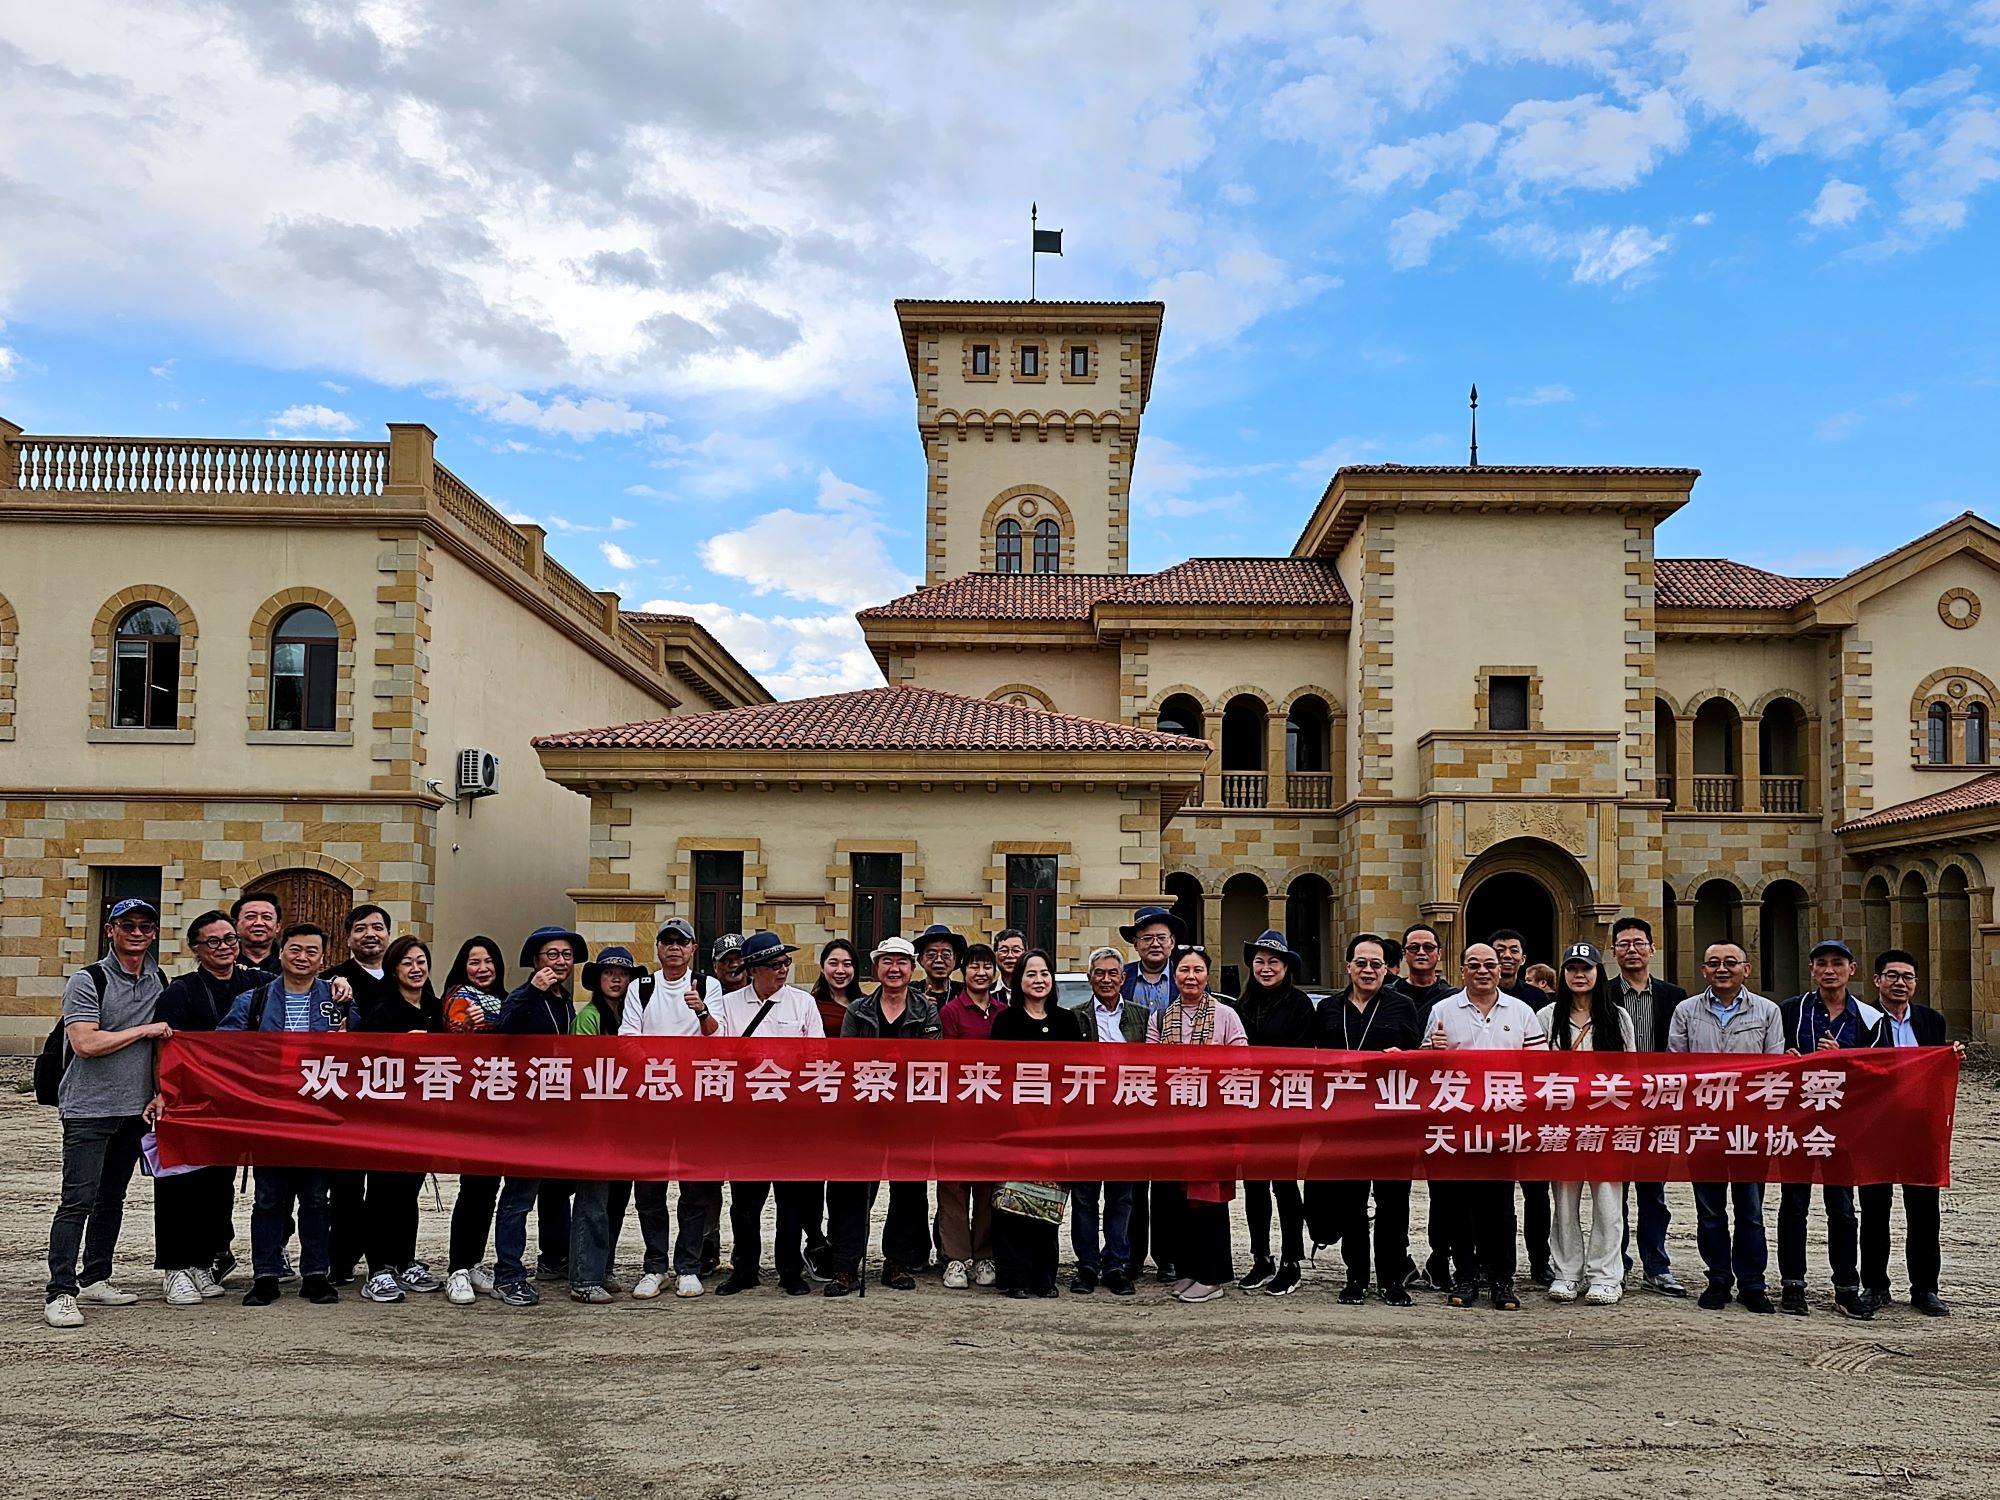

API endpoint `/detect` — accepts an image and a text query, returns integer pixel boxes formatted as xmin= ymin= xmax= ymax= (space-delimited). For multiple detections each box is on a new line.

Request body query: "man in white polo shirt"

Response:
xmin=1423 ymin=941 xmax=1546 ymax=1311
xmin=713 ymin=932 xmax=825 ymax=1298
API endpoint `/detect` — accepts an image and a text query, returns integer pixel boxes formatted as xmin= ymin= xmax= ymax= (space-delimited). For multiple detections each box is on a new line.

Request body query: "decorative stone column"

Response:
xmin=1739 ymin=714 xmax=1764 ymax=812
xmin=1674 ymin=714 xmax=1695 ymax=810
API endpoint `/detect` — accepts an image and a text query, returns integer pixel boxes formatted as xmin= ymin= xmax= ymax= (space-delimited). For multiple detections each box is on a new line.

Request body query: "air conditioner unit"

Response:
xmin=456 ymin=748 xmax=500 ymax=798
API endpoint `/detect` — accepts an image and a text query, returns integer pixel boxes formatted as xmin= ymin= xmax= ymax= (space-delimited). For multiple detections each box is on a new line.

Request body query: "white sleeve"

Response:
xmin=617 ymin=978 xmax=645 ymax=1036
xmin=801 ymin=992 xmax=826 ymax=1038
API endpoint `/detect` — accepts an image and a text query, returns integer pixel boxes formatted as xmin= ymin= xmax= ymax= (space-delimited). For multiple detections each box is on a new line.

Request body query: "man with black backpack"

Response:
xmin=42 ymin=897 xmax=172 ymax=1330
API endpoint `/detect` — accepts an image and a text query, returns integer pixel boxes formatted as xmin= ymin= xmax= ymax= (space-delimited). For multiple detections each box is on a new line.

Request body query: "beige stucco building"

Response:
xmin=0 ymin=420 xmax=765 ymax=1052
xmin=539 ymin=298 xmax=2000 ymax=1046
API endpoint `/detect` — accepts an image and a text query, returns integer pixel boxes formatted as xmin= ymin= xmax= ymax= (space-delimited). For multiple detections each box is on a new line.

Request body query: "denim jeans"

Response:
xmin=1069 ymin=1182 xmax=1133 ymax=1274
xmin=1693 ymin=1181 xmax=1768 ymax=1291
xmin=250 ymin=1166 xmax=331 ymax=1281
xmin=1621 ymin=1180 xmax=1673 ymax=1279
xmin=1778 ymin=1182 xmax=1859 ymax=1289
xmin=569 ymin=1179 xmax=632 ymax=1289
xmin=634 ymin=1181 xmax=718 ymax=1277
xmin=494 ymin=1176 xmax=542 ymax=1285
xmin=45 ymin=1114 xmax=146 ymax=1301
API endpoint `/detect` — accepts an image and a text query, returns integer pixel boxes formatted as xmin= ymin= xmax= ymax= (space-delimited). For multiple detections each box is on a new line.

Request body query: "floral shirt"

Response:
xmin=444 ymin=983 xmax=503 ymax=1033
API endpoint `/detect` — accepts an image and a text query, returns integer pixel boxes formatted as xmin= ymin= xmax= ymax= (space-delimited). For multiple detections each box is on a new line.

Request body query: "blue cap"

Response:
xmin=108 ymin=898 xmax=159 ymax=922
xmin=1809 ymin=939 xmax=1855 ymax=961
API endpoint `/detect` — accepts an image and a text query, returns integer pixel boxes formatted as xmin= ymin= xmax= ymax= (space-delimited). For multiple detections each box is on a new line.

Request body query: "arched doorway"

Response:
xmin=1937 ymin=867 xmax=1972 ymax=1034
xmin=1760 ymin=880 xmax=1807 ymax=998
xmin=1219 ymin=872 xmax=1268 ymax=997
xmin=245 ymin=867 xmax=357 ymax=966
xmin=1898 ymin=871 xmax=1931 ymax=1005
xmin=1162 ymin=871 xmax=1205 ymax=946
xmin=1284 ymin=874 xmax=1331 ymax=985
xmin=1463 ymin=873 xmax=1557 ymax=967
xmin=1457 ymin=839 xmax=1591 ymax=969
xmin=1693 ymin=879 xmax=1741 ymax=959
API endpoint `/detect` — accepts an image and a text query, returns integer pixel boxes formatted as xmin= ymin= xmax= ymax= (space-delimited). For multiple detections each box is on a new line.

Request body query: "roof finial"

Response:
xmin=1469 ymin=383 xmax=1479 ymax=467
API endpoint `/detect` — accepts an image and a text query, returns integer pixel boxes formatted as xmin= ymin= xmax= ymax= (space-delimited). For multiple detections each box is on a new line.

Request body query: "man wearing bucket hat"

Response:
xmin=1234 ymin=930 xmax=1317 ymax=1296
xmin=568 ymin=946 xmax=644 ymax=1304
xmin=1117 ymin=903 xmax=1188 ymax=1283
xmin=824 ymin=936 xmax=943 ymax=1295
xmin=714 ymin=933 xmax=826 ymax=1297
xmin=488 ymin=925 xmax=587 ymax=1308
xmin=622 ymin=917 xmax=723 ymax=1300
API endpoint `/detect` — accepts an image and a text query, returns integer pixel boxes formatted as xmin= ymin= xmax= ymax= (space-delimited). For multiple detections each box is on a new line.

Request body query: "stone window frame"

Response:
xmin=1059 ymin=338 xmax=1099 ymax=384
xmin=988 ymin=682 xmax=1058 ymax=713
xmin=1011 ymin=339 xmax=1049 ymax=384
xmin=826 ymin=838 xmax=925 ymax=954
xmin=89 ymin=585 xmax=199 ymax=743
xmin=986 ymin=840 xmax=1077 ymax=962
xmin=671 ymin=836 xmax=767 ymax=935
xmin=0 ymin=592 xmax=16 ymax=742
xmin=1474 ymin=665 xmax=1544 ymax=733
xmin=962 ymin=338 xmax=999 ymax=383
xmin=979 ymin=485 xmax=1075 ymax=573
xmin=1909 ymin=666 xmax=1998 ymax=767
xmin=245 ymin=587 xmax=359 ymax=746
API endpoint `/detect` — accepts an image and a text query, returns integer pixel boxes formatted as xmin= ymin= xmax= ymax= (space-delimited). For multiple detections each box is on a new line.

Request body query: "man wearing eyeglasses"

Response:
xmin=43 ymin=898 xmax=173 ymax=1329
xmin=1608 ymin=916 xmax=1690 ymax=1298
xmin=1858 ymin=949 xmax=1962 ymax=1317
xmin=1668 ymin=941 xmax=1785 ymax=1314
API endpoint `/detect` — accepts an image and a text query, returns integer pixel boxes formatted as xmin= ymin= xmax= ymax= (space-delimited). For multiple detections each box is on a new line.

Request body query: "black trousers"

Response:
xmin=1778 ymin=1183 xmax=1859 ymax=1288
xmin=826 ymin=1181 xmax=931 ymax=1276
xmin=993 ymin=1210 xmax=1060 ymax=1293
xmin=1129 ymin=1181 xmax=1181 ymax=1272
xmin=1439 ymin=1180 xmax=1517 ymax=1286
xmin=1859 ymin=1183 xmax=1941 ymax=1298
xmin=729 ymin=1181 xmax=816 ymax=1279
xmin=363 ymin=1169 xmax=424 ymax=1274
xmin=1519 ymin=1180 xmax=1551 ymax=1270
xmin=537 ymin=1180 xmax=573 ymax=1271
xmin=1423 ymin=1183 xmax=1455 ymax=1281
xmin=1164 ymin=1189 xmax=1233 ymax=1288
xmin=153 ymin=1163 xmax=235 ymax=1272
xmin=328 ymin=1168 xmax=366 ymax=1275
xmin=449 ymin=1174 xmax=500 ymax=1273
xmin=1328 ymin=1179 xmax=1411 ymax=1289
xmin=1245 ymin=1179 xmax=1305 ymax=1264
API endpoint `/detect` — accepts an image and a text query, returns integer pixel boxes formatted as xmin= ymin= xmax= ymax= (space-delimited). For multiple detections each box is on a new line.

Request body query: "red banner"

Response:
xmin=157 ymin=1035 xmax=1955 ymax=1186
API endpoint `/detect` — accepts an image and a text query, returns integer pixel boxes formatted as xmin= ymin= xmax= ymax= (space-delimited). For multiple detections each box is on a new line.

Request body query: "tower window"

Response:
xmin=971 ymin=344 xmax=991 ymax=376
xmin=1489 ymin=676 xmax=1530 ymax=732
xmin=1020 ymin=345 xmax=1040 ymax=378
xmin=1069 ymin=346 xmax=1089 ymax=377
xmin=995 ymin=518 xmax=1023 ymax=574
xmin=1032 ymin=518 xmax=1060 ymax=574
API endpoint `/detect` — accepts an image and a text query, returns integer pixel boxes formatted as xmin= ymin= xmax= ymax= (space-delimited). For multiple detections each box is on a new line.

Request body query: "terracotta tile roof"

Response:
xmin=620 ymin=610 xmax=696 ymax=625
xmin=1837 ymin=772 xmax=2000 ymax=833
xmin=1655 ymin=559 xmax=1833 ymax=609
xmin=862 ymin=559 xmax=1350 ymax=621
xmin=1100 ymin=557 xmax=1350 ymax=608
xmin=533 ymin=685 xmax=1216 ymax=754
xmin=860 ymin=574 xmax=1134 ymax=622
xmin=1339 ymin=463 xmax=1700 ymax=476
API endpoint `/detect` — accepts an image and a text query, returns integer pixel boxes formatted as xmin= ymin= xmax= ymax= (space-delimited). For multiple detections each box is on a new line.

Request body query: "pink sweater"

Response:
xmin=1145 ymin=1001 xmax=1248 ymax=1047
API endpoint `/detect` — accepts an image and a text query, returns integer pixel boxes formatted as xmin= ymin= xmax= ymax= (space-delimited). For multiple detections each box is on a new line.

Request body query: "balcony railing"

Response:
xmin=1286 ymin=771 xmax=1334 ymax=809
xmin=9 ymin=435 xmax=388 ymax=495
xmin=1761 ymin=776 xmax=1807 ymax=814
xmin=1657 ymin=774 xmax=1674 ymax=803
xmin=1691 ymin=775 xmax=1740 ymax=813
xmin=1220 ymin=772 xmax=1268 ymax=809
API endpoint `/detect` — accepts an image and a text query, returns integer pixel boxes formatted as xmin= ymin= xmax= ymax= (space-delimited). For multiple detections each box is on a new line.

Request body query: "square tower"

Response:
xmin=895 ymin=300 xmax=1163 ymax=583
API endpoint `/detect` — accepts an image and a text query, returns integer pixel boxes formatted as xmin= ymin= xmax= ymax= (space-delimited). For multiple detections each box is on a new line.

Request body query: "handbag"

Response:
xmin=992 ymin=1181 xmax=1068 ymax=1224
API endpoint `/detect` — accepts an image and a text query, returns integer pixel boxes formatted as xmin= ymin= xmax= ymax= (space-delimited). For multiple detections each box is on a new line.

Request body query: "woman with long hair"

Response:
xmin=1538 ymin=942 xmax=1634 ymax=1306
xmin=1232 ymin=930 xmax=1316 ymax=1296
xmin=989 ymin=950 xmax=1084 ymax=1296
xmin=796 ymin=939 xmax=864 ymax=1283
xmin=439 ymin=936 xmax=507 ymax=1305
xmin=1147 ymin=945 xmax=1248 ymax=1303
xmin=355 ymin=936 xmax=443 ymax=1305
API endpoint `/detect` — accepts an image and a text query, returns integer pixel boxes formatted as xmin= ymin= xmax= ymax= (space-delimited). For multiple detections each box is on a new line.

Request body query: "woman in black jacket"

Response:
xmin=355 ymin=935 xmax=443 ymax=1305
xmin=1234 ymin=930 xmax=1317 ymax=1296
xmin=990 ymin=951 xmax=1085 ymax=1297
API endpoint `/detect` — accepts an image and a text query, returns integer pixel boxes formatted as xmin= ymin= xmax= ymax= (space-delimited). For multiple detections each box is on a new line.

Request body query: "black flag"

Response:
xmin=1033 ymin=227 xmax=1063 ymax=255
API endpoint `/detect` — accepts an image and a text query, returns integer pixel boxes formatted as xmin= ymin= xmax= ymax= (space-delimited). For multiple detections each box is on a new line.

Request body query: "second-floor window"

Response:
xmin=1032 ymin=518 xmax=1060 ymax=574
xmin=850 ymin=853 xmax=902 ymax=954
xmin=694 ymin=851 xmax=744 ymax=954
xmin=113 ymin=603 xmax=181 ymax=729
xmin=1489 ymin=675 xmax=1530 ymax=732
xmin=971 ymin=344 xmax=991 ymax=376
xmin=1069 ymin=345 xmax=1089 ymax=377
xmin=1928 ymin=702 xmax=1951 ymax=764
xmin=270 ymin=605 xmax=339 ymax=731
xmin=995 ymin=518 xmax=1024 ymax=574
xmin=1006 ymin=854 xmax=1057 ymax=955
xmin=1020 ymin=345 xmax=1040 ymax=378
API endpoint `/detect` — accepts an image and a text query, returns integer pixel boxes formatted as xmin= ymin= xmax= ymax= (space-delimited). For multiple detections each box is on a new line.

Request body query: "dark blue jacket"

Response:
xmin=1780 ymin=991 xmax=1887 ymax=1052
xmin=498 ymin=979 xmax=575 ymax=1036
xmin=1120 ymin=961 xmax=1175 ymax=1013
xmin=217 ymin=976 xmax=344 ymax=1033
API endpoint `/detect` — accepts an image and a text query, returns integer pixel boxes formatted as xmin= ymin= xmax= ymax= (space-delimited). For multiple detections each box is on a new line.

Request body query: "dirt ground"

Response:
xmin=3 ymin=1058 xmax=1997 ymax=1500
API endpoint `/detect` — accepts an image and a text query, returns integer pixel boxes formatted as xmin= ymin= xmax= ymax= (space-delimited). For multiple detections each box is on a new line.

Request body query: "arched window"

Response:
xmin=1032 ymin=518 xmax=1060 ymax=574
xmin=1156 ymin=694 xmax=1204 ymax=740
xmin=995 ymin=518 xmax=1023 ymax=574
xmin=1928 ymin=702 xmax=1951 ymax=764
xmin=1968 ymin=704 xmax=1989 ymax=765
xmin=113 ymin=604 xmax=181 ymax=729
xmin=271 ymin=606 xmax=339 ymax=731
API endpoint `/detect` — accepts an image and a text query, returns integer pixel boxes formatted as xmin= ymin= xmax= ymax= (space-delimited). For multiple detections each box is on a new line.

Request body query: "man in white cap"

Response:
xmin=824 ymin=936 xmax=942 ymax=1295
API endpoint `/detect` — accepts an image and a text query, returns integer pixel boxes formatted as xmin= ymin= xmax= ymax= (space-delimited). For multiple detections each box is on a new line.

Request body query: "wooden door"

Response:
xmin=244 ymin=868 xmax=356 ymax=966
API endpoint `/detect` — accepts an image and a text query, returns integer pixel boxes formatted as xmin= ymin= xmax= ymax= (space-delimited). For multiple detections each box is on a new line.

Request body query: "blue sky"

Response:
xmin=3 ymin=1 xmax=1997 ymax=694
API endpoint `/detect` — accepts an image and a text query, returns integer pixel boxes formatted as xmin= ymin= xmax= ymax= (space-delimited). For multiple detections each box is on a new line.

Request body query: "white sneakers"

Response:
xmin=972 ymin=1259 xmax=998 ymax=1287
xmin=468 ymin=1264 xmax=496 ymax=1296
xmin=675 ymin=1274 xmax=705 ymax=1299
xmin=163 ymin=1270 xmax=203 ymax=1307
xmin=632 ymin=1272 xmax=666 ymax=1299
xmin=445 ymin=1270 xmax=476 ymax=1305
xmin=1584 ymin=1282 xmax=1622 ymax=1305
xmin=943 ymin=1259 xmax=970 ymax=1290
xmin=189 ymin=1267 xmax=225 ymax=1299
xmin=44 ymin=1295 xmax=84 ymax=1329
xmin=1548 ymin=1280 xmax=1580 ymax=1302
xmin=77 ymin=1281 xmax=137 ymax=1306
xmin=361 ymin=1270 xmax=406 ymax=1303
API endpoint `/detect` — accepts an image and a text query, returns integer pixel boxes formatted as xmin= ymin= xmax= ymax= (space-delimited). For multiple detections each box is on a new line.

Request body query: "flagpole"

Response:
xmin=1030 ymin=202 xmax=1037 ymax=301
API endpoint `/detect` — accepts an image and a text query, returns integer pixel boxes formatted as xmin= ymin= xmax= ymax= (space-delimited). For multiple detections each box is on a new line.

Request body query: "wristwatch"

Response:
xmin=692 ymin=1005 xmax=710 ymax=1019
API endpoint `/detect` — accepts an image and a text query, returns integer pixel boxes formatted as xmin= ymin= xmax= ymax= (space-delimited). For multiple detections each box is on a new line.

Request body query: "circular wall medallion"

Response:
xmin=1018 ymin=497 xmax=1040 ymax=519
xmin=1947 ymin=678 xmax=1968 ymax=699
xmin=1940 ymin=588 xmax=1980 ymax=629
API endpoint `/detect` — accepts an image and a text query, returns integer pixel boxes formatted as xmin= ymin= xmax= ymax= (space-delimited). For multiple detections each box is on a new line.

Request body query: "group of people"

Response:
xmin=42 ymin=895 xmax=1958 ymax=1330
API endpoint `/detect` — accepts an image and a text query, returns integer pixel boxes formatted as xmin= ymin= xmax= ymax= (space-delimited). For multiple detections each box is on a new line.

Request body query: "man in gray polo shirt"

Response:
xmin=44 ymin=898 xmax=172 ymax=1329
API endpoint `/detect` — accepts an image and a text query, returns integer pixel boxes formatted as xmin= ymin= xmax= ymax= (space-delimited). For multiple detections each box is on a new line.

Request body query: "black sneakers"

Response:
xmin=1102 ymin=1270 xmax=1136 ymax=1297
xmin=242 ymin=1277 xmax=280 ymax=1307
xmin=715 ymin=1269 xmax=761 ymax=1296
xmin=1379 ymin=1283 xmax=1413 ymax=1307
xmin=1834 ymin=1287 xmax=1876 ymax=1320
xmin=1697 ymin=1282 xmax=1732 ymax=1310
xmin=1737 ymin=1288 xmax=1776 ymax=1314
xmin=1337 ymin=1281 xmax=1367 ymax=1305
xmin=1069 ymin=1266 xmax=1099 ymax=1295
xmin=1780 ymin=1285 xmax=1810 ymax=1316
xmin=1238 ymin=1258 xmax=1276 ymax=1290
xmin=1911 ymin=1290 xmax=1950 ymax=1316
xmin=879 ymin=1261 xmax=916 ymax=1292
xmin=301 ymin=1275 xmax=339 ymax=1305
xmin=780 ymin=1275 xmax=811 ymax=1297
xmin=1265 ymin=1263 xmax=1302 ymax=1297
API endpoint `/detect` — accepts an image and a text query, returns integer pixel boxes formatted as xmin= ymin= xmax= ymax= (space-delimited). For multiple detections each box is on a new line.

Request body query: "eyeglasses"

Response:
xmin=1349 ymin=958 xmax=1387 ymax=971
xmin=192 ymin=934 xmax=240 ymax=950
xmin=1611 ymin=938 xmax=1651 ymax=950
xmin=1878 ymin=971 xmax=1918 ymax=984
xmin=1702 ymin=957 xmax=1747 ymax=969
xmin=1462 ymin=959 xmax=1500 ymax=971
xmin=113 ymin=920 xmax=158 ymax=934
xmin=1403 ymin=941 xmax=1439 ymax=953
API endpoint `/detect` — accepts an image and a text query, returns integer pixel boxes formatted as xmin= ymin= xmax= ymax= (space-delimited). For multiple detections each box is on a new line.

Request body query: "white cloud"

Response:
xmin=1508 ymin=384 xmax=1575 ymax=406
xmin=1690 ymin=211 xmax=1714 ymax=226
xmin=1816 ymin=410 xmax=1863 ymax=442
xmin=1497 ymin=91 xmax=1687 ymax=190
xmin=636 ymin=595 xmax=882 ymax=699
xmin=1386 ymin=190 xmax=1478 ymax=269
xmin=608 ymin=515 xmax=634 ymax=532
xmin=0 ymin=321 xmax=16 ymax=382
xmin=460 ymin=385 xmax=665 ymax=439
xmin=1216 ymin=182 xmax=1258 ymax=206
xmin=148 ymin=358 xmax=176 ymax=380
xmin=320 ymin=379 xmax=348 ymax=394
xmin=600 ymin=541 xmax=645 ymax=570
xmin=1571 ymin=226 xmax=1673 ymax=285
xmin=1350 ymin=123 xmax=1497 ymax=194
xmin=1889 ymin=98 xmax=2000 ymax=237
xmin=266 ymin=403 xmax=356 ymax=434
xmin=1806 ymin=178 xmax=1871 ymax=228
xmin=699 ymin=468 xmax=914 ymax=608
